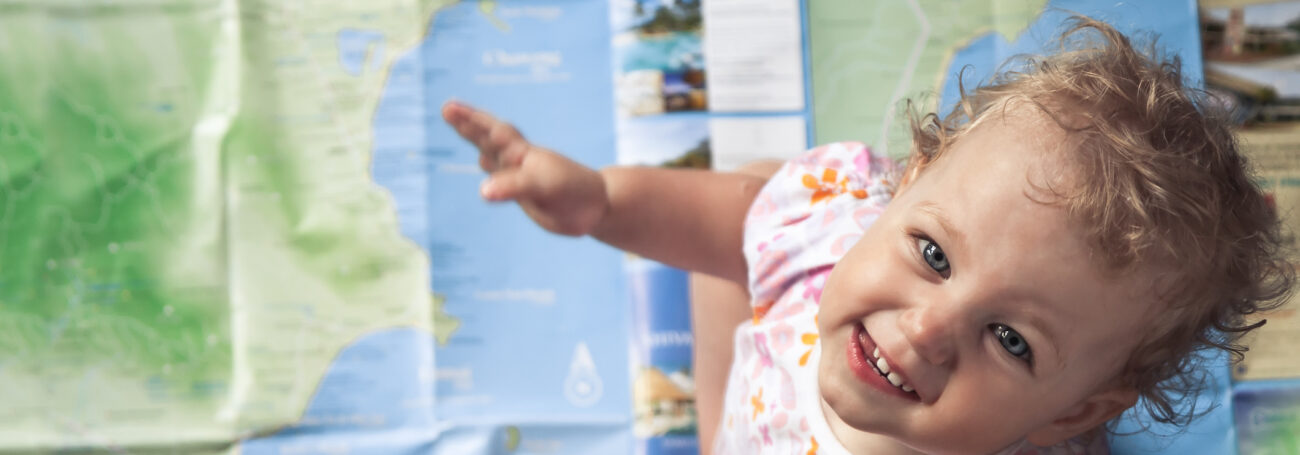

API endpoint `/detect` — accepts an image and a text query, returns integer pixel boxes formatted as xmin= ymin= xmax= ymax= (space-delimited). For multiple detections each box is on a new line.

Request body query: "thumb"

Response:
xmin=480 ymin=168 xmax=532 ymax=202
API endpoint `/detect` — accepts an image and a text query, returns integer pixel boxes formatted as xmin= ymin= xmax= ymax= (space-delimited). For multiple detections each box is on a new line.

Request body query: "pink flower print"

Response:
xmin=754 ymin=332 xmax=774 ymax=368
xmin=771 ymin=410 xmax=789 ymax=429
xmin=752 ymin=248 xmax=789 ymax=302
xmin=781 ymin=212 xmax=812 ymax=227
xmin=853 ymin=205 xmax=884 ymax=231
xmin=818 ymin=205 xmax=839 ymax=228
xmin=759 ymin=424 xmax=773 ymax=445
xmin=802 ymin=268 xmax=833 ymax=304
xmin=854 ymin=147 xmax=871 ymax=175
xmin=779 ymin=368 xmax=797 ymax=410
xmin=769 ymin=323 xmax=796 ymax=354
xmin=831 ymin=232 xmax=860 ymax=257
xmin=771 ymin=301 xmax=807 ymax=321
xmin=748 ymin=192 xmax=779 ymax=219
xmin=737 ymin=330 xmax=754 ymax=363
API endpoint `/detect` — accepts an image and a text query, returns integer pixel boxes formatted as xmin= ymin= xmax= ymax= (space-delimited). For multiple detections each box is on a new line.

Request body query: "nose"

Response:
xmin=897 ymin=305 xmax=957 ymax=366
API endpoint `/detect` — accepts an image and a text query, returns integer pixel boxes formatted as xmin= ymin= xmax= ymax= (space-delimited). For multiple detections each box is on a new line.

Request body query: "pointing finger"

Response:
xmin=479 ymin=167 xmax=531 ymax=202
xmin=442 ymin=101 xmax=489 ymax=144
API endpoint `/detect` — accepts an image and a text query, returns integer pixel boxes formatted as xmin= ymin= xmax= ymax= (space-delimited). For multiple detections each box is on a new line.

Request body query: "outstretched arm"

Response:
xmin=591 ymin=166 xmax=765 ymax=284
xmin=442 ymin=101 xmax=766 ymax=284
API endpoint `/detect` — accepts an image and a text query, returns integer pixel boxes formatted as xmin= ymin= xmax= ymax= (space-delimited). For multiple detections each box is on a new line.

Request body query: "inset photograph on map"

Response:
xmin=616 ymin=114 xmax=710 ymax=169
xmin=612 ymin=0 xmax=707 ymax=117
xmin=1201 ymin=1 xmax=1300 ymax=126
xmin=632 ymin=365 xmax=697 ymax=437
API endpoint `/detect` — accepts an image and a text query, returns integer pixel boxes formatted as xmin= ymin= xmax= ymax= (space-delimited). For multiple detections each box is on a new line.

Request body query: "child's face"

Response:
xmin=816 ymin=110 xmax=1151 ymax=454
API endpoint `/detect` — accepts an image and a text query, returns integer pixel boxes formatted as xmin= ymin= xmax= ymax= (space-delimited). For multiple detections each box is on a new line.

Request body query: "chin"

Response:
xmin=818 ymin=345 xmax=858 ymax=417
xmin=818 ymin=347 xmax=889 ymax=433
xmin=819 ymin=362 xmax=1024 ymax=455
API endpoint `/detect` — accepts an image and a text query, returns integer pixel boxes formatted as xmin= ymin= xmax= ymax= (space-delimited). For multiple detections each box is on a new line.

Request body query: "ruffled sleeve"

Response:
xmin=741 ymin=142 xmax=899 ymax=319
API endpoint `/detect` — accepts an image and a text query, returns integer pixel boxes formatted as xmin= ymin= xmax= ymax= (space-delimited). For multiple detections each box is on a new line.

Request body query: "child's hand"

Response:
xmin=441 ymin=101 xmax=609 ymax=236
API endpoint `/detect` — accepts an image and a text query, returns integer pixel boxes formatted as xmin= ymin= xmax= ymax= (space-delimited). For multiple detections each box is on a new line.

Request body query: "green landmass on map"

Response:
xmin=809 ymin=0 xmax=1048 ymax=157
xmin=0 ymin=0 xmax=467 ymax=451
xmin=432 ymin=293 xmax=461 ymax=346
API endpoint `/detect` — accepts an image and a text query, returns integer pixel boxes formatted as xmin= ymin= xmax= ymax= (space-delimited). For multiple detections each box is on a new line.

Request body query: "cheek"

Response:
xmin=944 ymin=367 xmax=1067 ymax=428
xmin=817 ymin=264 xmax=859 ymax=333
xmin=917 ymin=377 xmax=1050 ymax=452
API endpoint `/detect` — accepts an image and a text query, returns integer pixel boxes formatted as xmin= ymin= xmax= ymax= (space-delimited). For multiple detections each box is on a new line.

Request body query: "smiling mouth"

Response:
xmin=865 ymin=343 xmax=914 ymax=393
xmin=849 ymin=323 xmax=919 ymax=400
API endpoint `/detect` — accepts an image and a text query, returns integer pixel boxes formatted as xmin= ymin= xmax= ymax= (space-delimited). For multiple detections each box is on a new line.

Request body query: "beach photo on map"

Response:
xmin=612 ymin=0 xmax=707 ymax=116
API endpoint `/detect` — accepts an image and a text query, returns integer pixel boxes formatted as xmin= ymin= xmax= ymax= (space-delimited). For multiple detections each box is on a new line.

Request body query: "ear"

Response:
xmin=1025 ymin=387 xmax=1138 ymax=447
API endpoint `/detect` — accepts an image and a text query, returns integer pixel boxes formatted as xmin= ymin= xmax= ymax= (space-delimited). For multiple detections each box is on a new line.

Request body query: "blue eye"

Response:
xmin=916 ymin=238 xmax=950 ymax=274
xmin=991 ymin=324 xmax=1032 ymax=363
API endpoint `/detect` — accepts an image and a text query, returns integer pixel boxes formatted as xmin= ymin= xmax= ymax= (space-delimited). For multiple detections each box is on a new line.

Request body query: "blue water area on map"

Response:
xmin=374 ymin=0 xmax=632 ymax=430
xmin=615 ymin=31 xmax=702 ymax=73
xmin=240 ymin=329 xmax=437 ymax=454
xmin=412 ymin=0 xmax=629 ymax=423
xmin=371 ymin=49 xmax=430 ymax=251
xmin=938 ymin=0 xmax=1203 ymax=116
xmin=240 ymin=329 xmax=633 ymax=454
xmin=249 ymin=1 xmax=632 ymax=453
xmin=337 ymin=29 xmax=386 ymax=76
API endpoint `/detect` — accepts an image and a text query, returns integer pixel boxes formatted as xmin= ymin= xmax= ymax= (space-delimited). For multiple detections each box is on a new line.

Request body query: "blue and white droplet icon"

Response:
xmin=564 ymin=342 xmax=603 ymax=407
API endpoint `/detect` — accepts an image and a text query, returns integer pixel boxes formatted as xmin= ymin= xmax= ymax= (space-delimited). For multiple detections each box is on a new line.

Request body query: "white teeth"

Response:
xmin=869 ymin=345 xmax=914 ymax=394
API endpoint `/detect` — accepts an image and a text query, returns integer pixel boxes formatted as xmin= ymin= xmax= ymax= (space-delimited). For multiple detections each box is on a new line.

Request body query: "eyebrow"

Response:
xmin=916 ymin=200 xmax=1064 ymax=372
xmin=916 ymin=201 xmax=967 ymax=257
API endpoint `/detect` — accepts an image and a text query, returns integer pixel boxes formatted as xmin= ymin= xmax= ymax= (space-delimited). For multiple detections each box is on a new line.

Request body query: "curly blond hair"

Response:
xmin=907 ymin=16 xmax=1295 ymax=427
